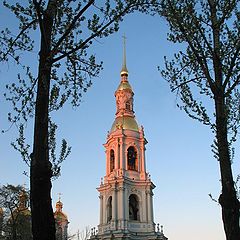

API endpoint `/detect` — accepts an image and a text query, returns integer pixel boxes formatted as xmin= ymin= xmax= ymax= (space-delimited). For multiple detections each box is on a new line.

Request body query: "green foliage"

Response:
xmin=49 ymin=118 xmax=71 ymax=179
xmin=0 ymin=185 xmax=24 ymax=211
xmin=158 ymin=0 xmax=240 ymax=158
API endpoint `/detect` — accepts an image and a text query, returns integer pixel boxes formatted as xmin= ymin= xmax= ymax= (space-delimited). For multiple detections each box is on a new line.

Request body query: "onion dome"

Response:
xmin=117 ymin=80 xmax=132 ymax=91
xmin=54 ymin=200 xmax=68 ymax=222
xmin=18 ymin=190 xmax=31 ymax=215
xmin=111 ymin=116 xmax=139 ymax=132
xmin=12 ymin=190 xmax=31 ymax=218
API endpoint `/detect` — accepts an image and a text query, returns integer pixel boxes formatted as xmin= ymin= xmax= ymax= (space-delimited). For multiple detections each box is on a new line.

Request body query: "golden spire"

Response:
xmin=120 ymin=34 xmax=128 ymax=76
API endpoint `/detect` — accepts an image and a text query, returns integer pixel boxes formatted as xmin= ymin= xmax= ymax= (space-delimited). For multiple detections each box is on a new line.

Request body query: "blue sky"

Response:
xmin=1 ymin=4 xmax=237 ymax=240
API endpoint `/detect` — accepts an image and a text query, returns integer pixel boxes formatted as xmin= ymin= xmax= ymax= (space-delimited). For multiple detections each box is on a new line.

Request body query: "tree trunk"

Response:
xmin=215 ymin=95 xmax=240 ymax=240
xmin=12 ymin=219 xmax=17 ymax=240
xmin=30 ymin=3 xmax=56 ymax=240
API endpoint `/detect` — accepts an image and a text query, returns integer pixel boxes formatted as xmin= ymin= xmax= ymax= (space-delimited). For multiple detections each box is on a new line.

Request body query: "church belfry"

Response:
xmin=90 ymin=39 xmax=167 ymax=240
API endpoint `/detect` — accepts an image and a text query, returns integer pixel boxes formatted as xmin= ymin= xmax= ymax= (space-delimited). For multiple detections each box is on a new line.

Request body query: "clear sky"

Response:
xmin=1 ymin=3 xmax=238 ymax=240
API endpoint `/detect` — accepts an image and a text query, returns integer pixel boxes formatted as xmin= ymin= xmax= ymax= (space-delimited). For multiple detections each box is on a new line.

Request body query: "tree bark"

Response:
xmin=30 ymin=2 xmax=57 ymax=240
xmin=215 ymin=95 xmax=240 ymax=240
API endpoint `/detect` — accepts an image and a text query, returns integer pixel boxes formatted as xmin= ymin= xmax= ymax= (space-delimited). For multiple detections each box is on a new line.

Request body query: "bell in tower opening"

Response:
xmin=90 ymin=37 xmax=168 ymax=240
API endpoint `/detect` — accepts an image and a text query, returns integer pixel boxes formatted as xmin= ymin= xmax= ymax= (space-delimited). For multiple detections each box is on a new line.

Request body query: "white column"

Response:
xmin=116 ymin=142 xmax=119 ymax=170
xmin=142 ymin=192 xmax=147 ymax=222
xmin=99 ymin=195 xmax=103 ymax=224
xmin=122 ymin=187 xmax=127 ymax=230
xmin=119 ymin=139 xmax=123 ymax=169
xmin=138 ymin=146 xmax=142 ymax=172
xmin=112 ymin=188 xmax=117 ymax=220
xmin=151 ymin=191 xmax=154 ymax=222
xmin=141 ymin=144 xmax=146 ymax=173
xmin=118 ymin=186 xmax=125 ymax=221
xmin=118 ymin=139 xmax=120 ymax=170
xmin=118 ymin=187 xmax=122 ymax=220
xmin=102 ymin=195 xmax=106 ymax=224
xmin=147 ymin=190 xmax=153 ymax=222
xmin=124 ymin=189 xmax=128 ymax=221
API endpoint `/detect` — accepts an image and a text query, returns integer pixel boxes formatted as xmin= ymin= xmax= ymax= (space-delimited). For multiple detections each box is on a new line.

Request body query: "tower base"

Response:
xmin=90 ymin=229 xmax=168 ymax=240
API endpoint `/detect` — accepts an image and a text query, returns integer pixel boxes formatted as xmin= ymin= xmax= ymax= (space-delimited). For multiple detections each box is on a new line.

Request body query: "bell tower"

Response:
xmin=90 ymin=38 xmax=167 ymax=240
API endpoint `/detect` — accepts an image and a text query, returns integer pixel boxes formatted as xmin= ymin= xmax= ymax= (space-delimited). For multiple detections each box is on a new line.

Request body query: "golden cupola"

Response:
xmin=54 ymin=196 xmax=69 ymax=240
xmin=54 ymin=199 xmax=68 ymax=221
xmin=110 ymin=37 xmax=139 ymax=133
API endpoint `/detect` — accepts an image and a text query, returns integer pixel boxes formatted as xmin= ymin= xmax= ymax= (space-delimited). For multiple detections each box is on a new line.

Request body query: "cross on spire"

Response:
xmin=58 ymin=192 xmax=62 ymax=202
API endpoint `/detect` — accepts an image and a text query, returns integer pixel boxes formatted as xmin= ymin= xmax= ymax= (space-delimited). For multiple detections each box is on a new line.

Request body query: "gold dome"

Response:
xmin=111 ymin=116 xmax=139 ymax=132
xmin=117 ymin=81 xmax=132 ymax=91
xmin=54 ymin=200 xmax=68 ymax=221
xmin=18 ymin=208 xmax=31 ymax=216
xmin=54 ymin=211 xmax=68 ymax=221
xmin=12 ymin=207 xmax=31 ymax=219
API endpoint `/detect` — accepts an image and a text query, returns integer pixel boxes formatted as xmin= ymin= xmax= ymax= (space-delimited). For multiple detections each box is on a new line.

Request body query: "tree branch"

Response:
xmin=2 ymin=19 xmax=37 ymax=60
xmin=166 ymin=0 xmax=215 ymax=94
xmin=223 ymin=38 xmax=240 ymax=92
xmin=193 ymin=15 xmax=214 ymax=56
xmin=219 ymin=0 xmax=237 ymax=26
xmin=171 ymin=77 xmax=205 ymax=92
xmin=52 ymin=4 xmax=132 ymax=63
xmin=51 ymin=0 xmax=94 ymax=55
xmin=225 ymin=74 xmax=240 ymax=97
xmin=32 ymin=0 xmax=46 ymax=47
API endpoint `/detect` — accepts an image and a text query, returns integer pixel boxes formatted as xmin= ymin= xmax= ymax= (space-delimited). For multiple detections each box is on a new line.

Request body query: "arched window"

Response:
xmin=110 ymin=149 xmax=115 ymax=172
xmin=127 ymin=146 xmax=137 ymax=171
xmin=107 ymin=196 xmax=112 ymax=222
xmin=126 ymin=101 xmax=131 ymax=110
xmin=129 ymin=194 xmax=140 ymax=221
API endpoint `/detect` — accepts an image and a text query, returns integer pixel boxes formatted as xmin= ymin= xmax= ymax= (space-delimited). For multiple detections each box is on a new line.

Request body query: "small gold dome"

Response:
xmin=54 ymin=211 xmax=68 ymax=221
xmin=110 ymin=116 xmax=139 ymax=132
xmin=54 ymin=200 xmax=68 ymax=221
xmin=12 ymin=207 xmax=31 ymax=218
xmin=56 ymin=200 xmax=63 ymax=208
xmin=18 ymin=208 xmax=31 ymax=216
xmin=117 ymin=81 xmax=132 ymax=91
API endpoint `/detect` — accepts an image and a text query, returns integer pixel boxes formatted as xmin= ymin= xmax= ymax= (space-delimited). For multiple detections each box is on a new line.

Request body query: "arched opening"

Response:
xmin=127 ymin=146 xmax=138 ymax=171
xmin=110 ymin=149 xmax=115 ymax=172
xmin=126 ymin=101 xmax=131 ymax=110
xmin=107 ymin=196 xmax=112 ymax=222
xmin=129 ymin=194 xmax=140 ymax=221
